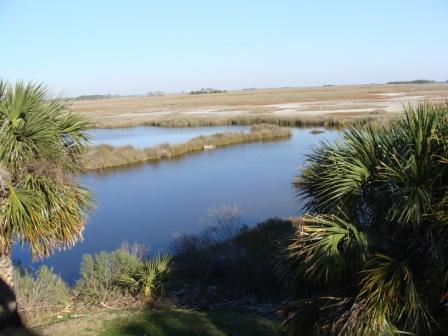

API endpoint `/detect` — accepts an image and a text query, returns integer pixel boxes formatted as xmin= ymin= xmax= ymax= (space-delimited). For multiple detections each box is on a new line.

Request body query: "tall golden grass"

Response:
xmin=85 ymin=124 xmax=292 ymax=170
xmin=93 ymin=112 xmax=398 ymax=129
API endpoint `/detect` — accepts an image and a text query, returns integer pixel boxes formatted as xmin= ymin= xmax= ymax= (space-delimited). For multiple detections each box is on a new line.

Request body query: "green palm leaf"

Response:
xmin=0 ymin=81 xmax=93 ymax=259
xmin=283 ymin=102 xmax=448 ymax=335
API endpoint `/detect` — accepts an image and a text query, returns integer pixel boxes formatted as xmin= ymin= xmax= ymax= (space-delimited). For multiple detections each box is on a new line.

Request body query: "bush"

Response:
xmin=75 ymin=249 xmax=142 ymax=306
xmin=121 ymin=254 xmax=172 ymax=301
xmin=13 ymin=266 xmax=71 ymax=323
xmin=232 ymin=218 xmax=295 ymax=296
xmin=172 ymin=213 xmax=294 ymax=299
xmin=201 ymin=204 xmax=244 ymax=244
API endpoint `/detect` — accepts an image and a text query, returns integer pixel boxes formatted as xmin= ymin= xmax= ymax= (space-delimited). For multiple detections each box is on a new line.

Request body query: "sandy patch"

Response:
xmin=376 ymin=92 xmax=406 ymax=97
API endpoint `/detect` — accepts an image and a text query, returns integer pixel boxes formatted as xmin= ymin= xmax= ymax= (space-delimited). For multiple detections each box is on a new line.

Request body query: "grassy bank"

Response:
xmin=84 ymin=124 xmax=292 ymax=170
xmin=5 ymin=307 xmax=282 ymax=336
xmin=99 ymin=307 xmax=281 ymax=336
xmin=93 ymin=112 xmax=397 ymax=129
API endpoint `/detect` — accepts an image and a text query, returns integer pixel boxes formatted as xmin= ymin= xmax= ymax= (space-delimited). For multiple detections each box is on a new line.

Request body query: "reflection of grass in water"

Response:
xmin=85 ymin=125 xmax=292 ymax=170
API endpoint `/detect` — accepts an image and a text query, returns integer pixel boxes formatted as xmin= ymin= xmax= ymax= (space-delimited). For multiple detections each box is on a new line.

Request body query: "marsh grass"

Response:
xmin=93 ymin=112 xmax=397 ymax=129
xmin=73 ymin=84 xmax=448 ymax=130
xmin=85 ymin=124 xmax=292 ymax=170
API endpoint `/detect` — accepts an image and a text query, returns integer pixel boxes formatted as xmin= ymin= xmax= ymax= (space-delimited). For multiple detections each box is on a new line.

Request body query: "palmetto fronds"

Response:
xmin=120 ymin=253 xmax=172 ymax=299
xmin=0 ymin=81 xmax=93 ymax=258
xmin=282 ymin=103 xmax=448 ymax=335
xmin=280 ymin=214 xmax=368 ymax=290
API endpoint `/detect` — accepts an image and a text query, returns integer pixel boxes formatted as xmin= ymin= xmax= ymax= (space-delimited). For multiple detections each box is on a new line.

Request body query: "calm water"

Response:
xmin=13 ymin=127 xmax=338 ymax=281
xmin=88 ymin=125 xmax=249 ymax=148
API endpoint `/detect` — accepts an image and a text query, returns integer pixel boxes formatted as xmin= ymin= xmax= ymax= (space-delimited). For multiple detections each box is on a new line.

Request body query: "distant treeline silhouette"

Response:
xmin=387 ymin=79 xmax=435 ymax=84
xmin=190 ymin=88 xmax=227 ymax=95
xmin=74 ymin=94 xmax=119 ymax=100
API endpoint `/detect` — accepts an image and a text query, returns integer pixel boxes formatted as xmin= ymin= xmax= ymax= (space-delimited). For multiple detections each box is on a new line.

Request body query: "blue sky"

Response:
xmin=1 ymin=1 xmax=447 ymax=96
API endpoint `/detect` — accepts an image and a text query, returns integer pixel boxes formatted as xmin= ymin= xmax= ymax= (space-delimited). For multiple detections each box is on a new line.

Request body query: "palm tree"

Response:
xmin=0 ymin=81 xmax=93 ymax=326
xmin=280 ymin=103 xmax=448 ymax=335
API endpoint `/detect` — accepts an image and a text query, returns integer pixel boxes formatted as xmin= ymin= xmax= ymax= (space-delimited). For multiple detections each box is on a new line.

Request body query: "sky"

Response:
xmin=1 ymin=0 xmax=447 ymax=97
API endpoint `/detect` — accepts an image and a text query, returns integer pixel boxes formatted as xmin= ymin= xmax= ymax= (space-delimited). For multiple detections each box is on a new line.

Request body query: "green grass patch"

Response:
xmin=99 ymin=307 xmax=282 ymax=336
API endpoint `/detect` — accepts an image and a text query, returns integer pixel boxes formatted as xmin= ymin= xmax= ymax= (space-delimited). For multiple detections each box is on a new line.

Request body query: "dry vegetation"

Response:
xmin=72 ymin=84 xmax=448 ymax=128
xmin=85 ymin=124 xmax=292 ymax=170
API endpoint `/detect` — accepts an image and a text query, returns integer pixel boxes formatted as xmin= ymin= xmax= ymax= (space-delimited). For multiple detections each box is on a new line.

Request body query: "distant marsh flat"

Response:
xmin=72 ymin=83 xmax=448 ymax=128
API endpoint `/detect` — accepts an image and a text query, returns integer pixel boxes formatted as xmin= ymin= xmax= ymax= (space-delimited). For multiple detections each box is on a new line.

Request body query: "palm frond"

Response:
xmin=120 ymin=253 xmax=172 ymax=298
xmin=356 ymin=254 xmax=431 ymax=334
xmin=283 ymin=103 xmax=448 ymax=335
xmin=281 ymin=214 xmax=368 ymax=290
xmin=0 ymin=80 xmax=93 ymax=258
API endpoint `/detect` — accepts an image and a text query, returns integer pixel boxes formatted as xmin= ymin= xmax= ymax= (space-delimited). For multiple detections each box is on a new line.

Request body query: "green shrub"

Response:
xmin=172 ymin=216 xmax=294 ymax=299
xmin=13 ymin=266 xmax=71 ymax=322
xmin=121 ymin=253 xmax=172 ymax=300
xmin=75 ymin=249 xmax=142 ymax=306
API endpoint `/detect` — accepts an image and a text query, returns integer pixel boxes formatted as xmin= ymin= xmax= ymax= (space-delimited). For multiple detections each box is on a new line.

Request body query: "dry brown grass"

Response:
xmin=72 ymin=84 xmax=448 ymax=128
xmin=84 ymin=125 xmax=292 ymax=170
xmin=91 ymin=111 xmax=397 ymax=129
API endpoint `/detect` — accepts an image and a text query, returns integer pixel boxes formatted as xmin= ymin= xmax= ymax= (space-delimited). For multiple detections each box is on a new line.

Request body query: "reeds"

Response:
xmin=85 ymin=124 xmax=292 ymax=170
xmin=92 ymin=113 xmax=397 ymax=129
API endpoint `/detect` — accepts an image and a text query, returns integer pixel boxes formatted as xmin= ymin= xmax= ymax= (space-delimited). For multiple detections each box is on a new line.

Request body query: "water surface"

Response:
xmin=88 ymin=125 xmax=249 ymax=148
xmin=14 ymin=127 xmax=337 ymax=281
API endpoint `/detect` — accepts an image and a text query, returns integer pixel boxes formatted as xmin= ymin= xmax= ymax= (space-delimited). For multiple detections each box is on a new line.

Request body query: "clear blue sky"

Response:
xmin=1 ymin=0 xmax=447 ymax=96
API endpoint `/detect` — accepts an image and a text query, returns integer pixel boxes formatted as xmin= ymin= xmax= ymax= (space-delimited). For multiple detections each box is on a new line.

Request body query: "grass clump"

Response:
xmin=85 ymin=124 xmax=292 ymax=170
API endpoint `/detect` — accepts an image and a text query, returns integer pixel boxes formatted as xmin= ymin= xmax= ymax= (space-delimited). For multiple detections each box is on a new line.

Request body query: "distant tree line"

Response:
xmin=74 ymin=94 xmax=119 ymax=100
xmin=147 ymin=91 xmax=164 ymax=97
xmin=190 ymin=88 xmax=227 ymax=95
xmin=387 ymin=79 xmax=435 ymax=84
